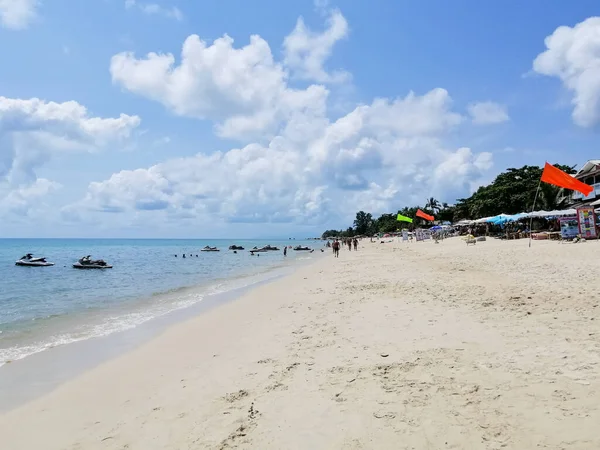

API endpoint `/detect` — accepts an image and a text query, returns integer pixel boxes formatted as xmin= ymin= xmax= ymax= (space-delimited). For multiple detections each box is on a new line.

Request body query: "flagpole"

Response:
xmin=528 ymin=178 xmax=542 ymax=248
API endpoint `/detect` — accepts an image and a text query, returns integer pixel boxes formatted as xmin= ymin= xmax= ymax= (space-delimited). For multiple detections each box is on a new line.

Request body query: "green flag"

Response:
xmin=396 ymin=214 xmax=413 ymax=223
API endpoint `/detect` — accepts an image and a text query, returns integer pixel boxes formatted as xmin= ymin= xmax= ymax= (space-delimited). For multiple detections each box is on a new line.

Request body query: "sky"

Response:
xmin=0 ymin=0 xmax=599 ymax=238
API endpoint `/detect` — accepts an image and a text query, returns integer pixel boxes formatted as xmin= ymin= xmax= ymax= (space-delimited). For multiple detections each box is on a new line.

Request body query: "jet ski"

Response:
xmin=293 ymin=246 xmax=311 ymax=251
xmin=73 ymin=255 xmax=113 ymax=269
xmin=15 ymin=254 xmax=55 ymax=267
xmin=229 ymin=245 xmax=245 ymax=250
xmin=201 ymin=246 xmax=220 ymax=252
xmin=249 ymin=246 xmax=268 ymax=253
xmin=250 ymin=245 xmax=280 ymax=254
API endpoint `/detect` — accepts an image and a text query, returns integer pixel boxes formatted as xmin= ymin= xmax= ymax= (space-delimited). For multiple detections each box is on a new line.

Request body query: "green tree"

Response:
xmin=321 ymin=229 xmax=341 ymax=239
xmin=538 ymin=183 xmax=571 ymax=211
xmin=342 ymin=227 xmax=355 ymax=237
xmin=353 ymin=211 xmax=373 ymax=235
xmin=319 ymin=163 xmax=577 ymax=236
xmin=437 ymin=204 xmax=456 ymax=223
xmin=425 ymin=197 xmax=441 ymax=214
xmin=375 ymin=213 xmax=399 ymax=233
xmin=453 ymin=163 xmax=576 ymax=219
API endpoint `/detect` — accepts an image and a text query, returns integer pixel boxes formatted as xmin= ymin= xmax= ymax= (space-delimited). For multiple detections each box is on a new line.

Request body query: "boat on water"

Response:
xmin=293 ymin=246 xmax=311 ymax=251
xmin=229 ymin=245 xmax=245 ymax=250
xmin=201 ymin=246 xmax=220 ymax=252
xmin=73 ymin=255 xmax=113 ymax=269
xmin=249 ymin=245 xmax=280 ymax=253
xmin=15 ymin=254 xmax=55 ymax=267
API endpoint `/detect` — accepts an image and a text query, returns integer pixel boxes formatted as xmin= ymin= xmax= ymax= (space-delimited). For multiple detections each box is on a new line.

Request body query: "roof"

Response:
xmin=575 ymin=160 xmax=600 ymax=178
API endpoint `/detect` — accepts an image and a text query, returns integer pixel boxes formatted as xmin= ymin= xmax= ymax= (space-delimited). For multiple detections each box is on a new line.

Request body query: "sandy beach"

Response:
xmin=1 ymin=237 xmax=600 ymax=449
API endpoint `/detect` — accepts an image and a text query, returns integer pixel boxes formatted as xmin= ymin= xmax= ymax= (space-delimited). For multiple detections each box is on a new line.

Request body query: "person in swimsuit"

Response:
xmin=332 ymin=240 xmax=340 ymax=257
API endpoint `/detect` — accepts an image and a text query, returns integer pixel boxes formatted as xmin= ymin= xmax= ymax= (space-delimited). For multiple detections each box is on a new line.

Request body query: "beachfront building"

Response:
xmin=572 ymin=160 xmax=600 ymax=206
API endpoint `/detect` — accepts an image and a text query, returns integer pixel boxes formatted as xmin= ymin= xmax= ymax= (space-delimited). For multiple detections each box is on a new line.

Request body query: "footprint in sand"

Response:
xmin=223 ymin=390 xmax=250 ymax=403
xmin=257 ymin=358 xmax=275 ymax=364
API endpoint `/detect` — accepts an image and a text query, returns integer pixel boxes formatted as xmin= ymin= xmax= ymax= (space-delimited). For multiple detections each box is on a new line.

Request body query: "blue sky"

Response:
xmin=1 ymin=0 xmax=599 ymax=238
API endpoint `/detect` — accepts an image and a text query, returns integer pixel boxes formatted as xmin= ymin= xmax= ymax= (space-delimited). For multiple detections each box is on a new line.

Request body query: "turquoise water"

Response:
xmin=0 ymin=238 xmax=322 ymax=366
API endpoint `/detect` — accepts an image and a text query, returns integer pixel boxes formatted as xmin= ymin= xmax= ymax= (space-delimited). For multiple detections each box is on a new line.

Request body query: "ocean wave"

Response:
xmin=0 ymin=262 xmax=295 ymax=366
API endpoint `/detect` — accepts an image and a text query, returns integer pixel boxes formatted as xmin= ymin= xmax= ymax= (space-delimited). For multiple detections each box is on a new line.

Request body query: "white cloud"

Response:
xmin=71 ymin=87 xmax=490 ymax=226
xmin=110 ymin=33 xmax=329 ymax=140
xmin=467 ymin=101 xmax=509 ymax=125
xmin=61 ymin=6 xmax=491 ymax=232
xmin=0 ymin=178 xmax=61 ymax=216
xmin=0 ymin=97 xmax=140 ymax=209
xmin=0 ymin=97 xmax=140 ymax=143
xmin=313 ymin=0 xmax=330 ymax=11
xmin=533 ymin=17 xmax=600 ymax=128
xmin=0 ymin=0 xmax=38 ymax=29
xmin=283 ymin=9 xmax=349 ymax=83
xmin=125 ymin=0 xmax=183 ymax=21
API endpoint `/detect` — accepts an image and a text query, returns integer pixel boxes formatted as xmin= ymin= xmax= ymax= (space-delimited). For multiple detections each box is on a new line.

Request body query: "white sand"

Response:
xmin=1 ymin=237 xmax=600 ymax=449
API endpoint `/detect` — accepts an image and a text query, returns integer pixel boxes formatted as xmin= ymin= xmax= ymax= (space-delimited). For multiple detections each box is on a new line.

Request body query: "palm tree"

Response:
xmin=425 ymin=197 xmax=441 ymax=213
xmin=538 ymin=184 xmax=571 ymax=211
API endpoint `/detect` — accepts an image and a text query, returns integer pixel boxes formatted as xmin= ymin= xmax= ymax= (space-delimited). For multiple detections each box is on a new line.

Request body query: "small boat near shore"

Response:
xmin=249 ymin=245 xmax=280 ymax=253
xmin=201 ymin=246 xmax=220 ymax=252
xmin=73 ymin=255 xmax=113 ymax=269
xmin=15 ymin=254 xmax=55 ymax=267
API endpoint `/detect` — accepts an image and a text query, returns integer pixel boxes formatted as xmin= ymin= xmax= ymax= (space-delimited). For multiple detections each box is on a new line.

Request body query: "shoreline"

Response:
xmin=0 ymin=251 xmax=324 ymax=411
xmin=0 ymin=238 xmax=322 ymax=368
xmin=2 ymin=238 xmax=600 ymax=449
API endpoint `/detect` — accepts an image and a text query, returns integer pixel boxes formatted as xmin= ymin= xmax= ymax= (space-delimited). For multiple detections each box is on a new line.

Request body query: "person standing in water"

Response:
xmin=283 ymin=247 xmax=287 ymax=257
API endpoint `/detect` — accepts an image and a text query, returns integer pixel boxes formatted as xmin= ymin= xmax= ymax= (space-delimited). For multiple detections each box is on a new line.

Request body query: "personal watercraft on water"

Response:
xmin=201 ymin=246 xmax=220 ymax=252
xmin=249 ymin=245 xmax=279 ymax=253
xmin=15 ymin=254 xmax=55 ymax=267
xmin=293 ymin=246 xmax=311 ymax=251
xmin=73 ymin=255 xmax=113 ymax=269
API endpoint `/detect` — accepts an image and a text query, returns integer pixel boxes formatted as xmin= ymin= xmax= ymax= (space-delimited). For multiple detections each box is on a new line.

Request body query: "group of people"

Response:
xmin=329 ymin=237 xmax=359 ymax=257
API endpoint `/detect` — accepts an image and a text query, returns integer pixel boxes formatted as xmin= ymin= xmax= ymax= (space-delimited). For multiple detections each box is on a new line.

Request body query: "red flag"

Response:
xmin=416 ymin=209 xmax=435 ymax=221
xmin=541 ymin=162 xmax=593 ymax=196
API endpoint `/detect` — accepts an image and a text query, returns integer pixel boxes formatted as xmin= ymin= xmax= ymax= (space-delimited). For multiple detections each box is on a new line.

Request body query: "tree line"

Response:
xmin=321 ymin=163 xmax=576 ymax=238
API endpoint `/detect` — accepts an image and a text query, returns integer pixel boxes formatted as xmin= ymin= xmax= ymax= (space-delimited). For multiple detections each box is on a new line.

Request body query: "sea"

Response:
xmin=0 ymin=238 xmax=323 ymax=367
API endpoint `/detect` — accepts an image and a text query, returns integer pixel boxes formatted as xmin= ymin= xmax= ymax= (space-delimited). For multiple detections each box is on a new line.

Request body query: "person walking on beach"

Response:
xmin=347 ymin=239 xmax=352 ymax=251
xmin=332 ymin=240 xmax=340 ymax=258
xmin=353 ymin=238 xmax=358 ymax=250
